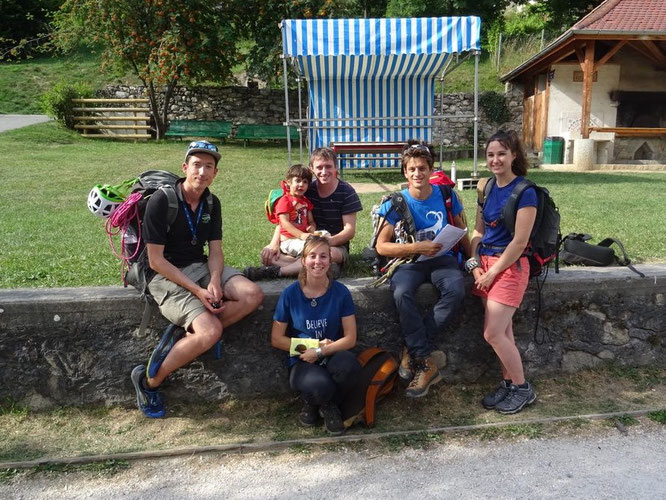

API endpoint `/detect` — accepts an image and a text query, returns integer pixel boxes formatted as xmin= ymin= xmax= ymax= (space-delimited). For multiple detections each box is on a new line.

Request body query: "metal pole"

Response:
xmin=282 ymin=55 xmax=291 ymax=168
xmin=297 ymin=76 xmax=303 ymax=163
xmin=439 ymin=72 xmax=445 ymax=170
xmin=497 ymin=33 xmax=502 ymax=69
xmin=473 ymin=51 xmax=480 ymax=178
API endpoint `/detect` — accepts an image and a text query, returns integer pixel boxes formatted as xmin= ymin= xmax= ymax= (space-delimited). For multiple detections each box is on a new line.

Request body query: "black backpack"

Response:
xmin=121 ymin=170 xmax=214 ymax=297
xmin=559 ymin=233 xmax=645 ymax=277
xmin=478 ymin=177 xmax=561 ymax=278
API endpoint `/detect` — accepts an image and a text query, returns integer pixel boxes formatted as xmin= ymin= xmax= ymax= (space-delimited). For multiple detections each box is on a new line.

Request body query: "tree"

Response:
xmin=0 ymin=0 xmax=61 ymax=60
xmin=526 ymin=0 xmax=605 ymax=32
xmin=54 ymin=0 xmax=240 ymax=139
xmin=238 ymin=0 xmax=385 ymax=87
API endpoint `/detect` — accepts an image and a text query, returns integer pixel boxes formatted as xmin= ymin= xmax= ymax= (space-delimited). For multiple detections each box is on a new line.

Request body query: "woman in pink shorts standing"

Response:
xmin=468 ymin=130 xmax=538 ymax=415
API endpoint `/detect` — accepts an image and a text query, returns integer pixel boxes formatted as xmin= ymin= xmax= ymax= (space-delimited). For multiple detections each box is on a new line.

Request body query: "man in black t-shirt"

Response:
xmin=131 ymin=141 xmax=263 ymax=418
xmin=249 ymin=147 xmax=363 ymax=280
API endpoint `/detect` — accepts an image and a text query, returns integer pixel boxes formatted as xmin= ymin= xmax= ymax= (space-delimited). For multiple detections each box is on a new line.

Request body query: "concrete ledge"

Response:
xmin=1 ymin=265 xmax=665 ymax=410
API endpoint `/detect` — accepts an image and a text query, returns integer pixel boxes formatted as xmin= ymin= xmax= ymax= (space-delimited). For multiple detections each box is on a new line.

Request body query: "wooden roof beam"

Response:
xmin=575 ymin=44 xmax=586 ymax=71
xmin=628 ymin=41 xmax=666 ymax=68
xmin=595 ymin=40 xmax=627 ymax=70
xmin=640 ymin=41 xmax=666 ymax=69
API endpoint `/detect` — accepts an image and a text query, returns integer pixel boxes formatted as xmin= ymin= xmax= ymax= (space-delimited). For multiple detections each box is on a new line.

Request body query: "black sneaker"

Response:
xmin=131 ymin=365 xmax=166 ymax=418
xmin=319 ymin=401 xmax=344 ymax=435
xmin=298 ymin=402 xmax=319 ymax=427
xmin=243 ymin=265 xmax=280 ymax=281
xmin=481 ymin=380 xmax=511 ymax=409
xmin=147 ymin=323 xmax=184 ymax=379
xmin=495 ymin=382 xmax=537 ymax=415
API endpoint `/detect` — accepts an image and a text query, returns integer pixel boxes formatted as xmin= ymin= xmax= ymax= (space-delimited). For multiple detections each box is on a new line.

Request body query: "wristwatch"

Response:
xmin=315 ymin=347 xmax=323 ymax=360
xmin=464 ymin=257 xmax=480 ymax=274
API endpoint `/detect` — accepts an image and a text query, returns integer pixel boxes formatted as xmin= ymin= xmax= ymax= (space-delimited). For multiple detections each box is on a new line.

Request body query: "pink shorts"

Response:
xmin=471 ymin=255 xmax=529 ymax=308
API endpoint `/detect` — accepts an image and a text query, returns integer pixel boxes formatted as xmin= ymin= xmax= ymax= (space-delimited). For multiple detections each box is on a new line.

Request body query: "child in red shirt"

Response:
xmin=274 ymin=164 xmax=317 ymax=257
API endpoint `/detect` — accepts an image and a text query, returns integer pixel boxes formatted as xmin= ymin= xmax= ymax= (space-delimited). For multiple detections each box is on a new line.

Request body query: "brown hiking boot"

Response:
xmin=399 ymin=346 xmax=413 ymax=382
xmin=405 ymin=355 xmax=442 ymax=398
xmin=400 ymin=347 xmax=446 ymax=383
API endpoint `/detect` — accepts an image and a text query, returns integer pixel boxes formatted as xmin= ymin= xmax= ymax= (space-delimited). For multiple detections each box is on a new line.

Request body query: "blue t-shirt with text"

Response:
xmin=273 ymin=280 xmax=355 ymax=367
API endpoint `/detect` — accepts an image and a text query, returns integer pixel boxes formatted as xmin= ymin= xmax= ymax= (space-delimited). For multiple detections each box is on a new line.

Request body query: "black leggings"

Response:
xmin=289 ymin=350 xmax=361 ymax=406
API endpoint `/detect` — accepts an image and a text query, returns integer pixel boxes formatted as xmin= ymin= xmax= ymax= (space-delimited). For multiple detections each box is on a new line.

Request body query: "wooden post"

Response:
xmin=581 ymin=41 xmax=595 ymax=139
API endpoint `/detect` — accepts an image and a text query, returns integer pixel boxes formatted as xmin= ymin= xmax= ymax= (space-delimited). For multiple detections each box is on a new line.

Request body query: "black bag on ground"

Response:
xmin=559 ymin=233 xmax=645 ymax=277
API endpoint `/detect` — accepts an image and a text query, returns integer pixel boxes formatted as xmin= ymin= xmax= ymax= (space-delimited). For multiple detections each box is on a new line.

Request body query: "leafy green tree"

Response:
xmin=527 ymin=0 xmax=604 ymax=32
xmin=54 ymin=0 xmax=239 ymax=139
xmin=239 ymin=0 xmax=366 ymax=86
xmin=0 ymin=0 xmax=61 ymax=60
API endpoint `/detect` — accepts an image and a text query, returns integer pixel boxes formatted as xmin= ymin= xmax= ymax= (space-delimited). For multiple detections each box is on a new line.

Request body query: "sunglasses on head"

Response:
xmin=404 ymin=143 xmax=431 ymax=154
xmin=187 ymin=141 xmax=218 ymax=153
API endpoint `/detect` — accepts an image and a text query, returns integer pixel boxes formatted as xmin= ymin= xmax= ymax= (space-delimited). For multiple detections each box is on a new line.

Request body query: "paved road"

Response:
xmin=0 ymin=114 xmax=50 ymax=133
xmin=2 ymin=425 xmax=665 ymax=499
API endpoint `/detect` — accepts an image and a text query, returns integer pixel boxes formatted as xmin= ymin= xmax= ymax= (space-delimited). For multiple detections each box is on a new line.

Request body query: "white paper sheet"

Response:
xmin=416 ymin=225 xmax=467 ymax=261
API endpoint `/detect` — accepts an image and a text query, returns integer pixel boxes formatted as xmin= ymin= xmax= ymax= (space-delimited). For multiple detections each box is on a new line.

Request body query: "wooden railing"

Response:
xmin=589 ymin=127 xmax=666 ymax=137
xmin=72 ymin=98 xmax=151 ymax=139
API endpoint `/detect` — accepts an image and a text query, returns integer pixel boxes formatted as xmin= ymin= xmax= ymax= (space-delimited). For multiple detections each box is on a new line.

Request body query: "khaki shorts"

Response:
xmin=280 ymin=238 xmax=305 ymax=257
xmin=280 ymin=240 xmax=349 ymax=266
xmin=148 ymin=261 xmax=242 ymax=329
xmin=332 ymin=245 xmax=350 ymax=265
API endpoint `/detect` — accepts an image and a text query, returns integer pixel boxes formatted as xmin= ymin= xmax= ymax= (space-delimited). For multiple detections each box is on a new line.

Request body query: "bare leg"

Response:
xmin=147 ymin=312 xmax=222 ymax=388
xmin=147 ymin=276 xmax=262 ymax=388
xmin=218 ymin=275 xmax=264 ymax=328
xmin=482 ymin=299 xmax=525 ymax=384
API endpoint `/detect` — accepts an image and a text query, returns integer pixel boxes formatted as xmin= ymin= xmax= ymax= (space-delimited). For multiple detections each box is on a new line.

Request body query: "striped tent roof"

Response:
xmin=282 ymin=18 xmax=481 ymax=163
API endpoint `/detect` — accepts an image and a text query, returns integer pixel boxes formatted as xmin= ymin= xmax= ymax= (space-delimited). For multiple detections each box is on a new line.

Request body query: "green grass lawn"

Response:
xmin=0 ymin=121 xmax=664 ymax=289
xmin=0 ymin=51 xmax=139 ymax=114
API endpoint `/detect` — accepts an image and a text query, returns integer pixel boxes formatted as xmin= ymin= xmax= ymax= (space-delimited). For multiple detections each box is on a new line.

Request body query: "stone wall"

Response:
xmin=99 ymin=85 xmax=305 ymax=125
xmin=101 ymin=84 xmax=522 ymax=148
xmin=433 ymin=84 xmax=523 ymax=148
xmin=613 ymin=137 xmax=666 ymax=164
xmin=1 ymin=266 xmax=664 ymax=410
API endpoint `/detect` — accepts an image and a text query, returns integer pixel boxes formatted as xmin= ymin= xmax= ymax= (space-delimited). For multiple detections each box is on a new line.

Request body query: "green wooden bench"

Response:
xmin=234 ymin=124 xmax=299 ymax=145
xmin=165 ymin=120 xmax=233 ymax=140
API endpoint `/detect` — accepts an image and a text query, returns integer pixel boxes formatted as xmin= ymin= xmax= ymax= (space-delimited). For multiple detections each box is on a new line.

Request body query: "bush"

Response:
xmin=479 ymin=91 xmax=510 ymax=125
xmin=39 ymin=81 xmax=92 ymax=129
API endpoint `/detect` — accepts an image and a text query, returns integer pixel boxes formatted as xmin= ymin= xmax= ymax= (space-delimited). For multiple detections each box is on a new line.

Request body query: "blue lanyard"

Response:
xmin=182 ymin=199 xmax=204 ymax=245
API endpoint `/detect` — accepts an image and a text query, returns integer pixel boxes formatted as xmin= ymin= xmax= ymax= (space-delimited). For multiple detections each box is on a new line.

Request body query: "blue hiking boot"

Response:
xmin=147 ymin=323 xmax=184 ymax=379
xmin=131 ymin=364 xmax=166 ymax=418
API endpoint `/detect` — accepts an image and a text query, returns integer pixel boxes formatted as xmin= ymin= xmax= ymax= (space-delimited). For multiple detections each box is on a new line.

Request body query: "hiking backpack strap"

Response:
xmin=597 ymin=238 xmax=646 ymax=278
xmin=476 ymin=176 xmax=492 ymax=209
xmin=500 ymin=179 xmax=537 ymax=236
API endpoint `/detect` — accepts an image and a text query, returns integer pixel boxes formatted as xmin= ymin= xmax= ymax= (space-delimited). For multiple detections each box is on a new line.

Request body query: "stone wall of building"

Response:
xmin=1 ymin=266 xmax=664 ymax=410
xmin=101 ymin=84 xmax=523 ymax=149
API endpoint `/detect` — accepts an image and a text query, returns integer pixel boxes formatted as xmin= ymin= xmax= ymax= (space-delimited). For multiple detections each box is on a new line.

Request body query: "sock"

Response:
xmin=503 ymin=379 xmax=512 ymax=385
xmin=517 ymin=382 xmax=529 ymax=389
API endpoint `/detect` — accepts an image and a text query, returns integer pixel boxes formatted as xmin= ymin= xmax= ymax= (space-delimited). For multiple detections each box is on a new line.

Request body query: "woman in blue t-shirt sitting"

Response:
xmin=271 ymin=235 xmax=361 ymax=435
xmin=469 ymin=130 xmax=538 ymax=415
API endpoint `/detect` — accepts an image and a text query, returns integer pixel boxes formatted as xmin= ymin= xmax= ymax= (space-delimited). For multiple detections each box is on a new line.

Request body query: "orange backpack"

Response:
xmin=341 ymin=347 xmax=399 ymax=428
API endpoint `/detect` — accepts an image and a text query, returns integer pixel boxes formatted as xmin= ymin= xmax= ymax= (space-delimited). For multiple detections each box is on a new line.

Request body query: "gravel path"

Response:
xmin=3 ymin=425 xmax=664 ymax=499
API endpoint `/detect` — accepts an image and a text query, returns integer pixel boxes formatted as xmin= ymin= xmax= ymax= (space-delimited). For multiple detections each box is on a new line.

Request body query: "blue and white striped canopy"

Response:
xmin=282 ymin=17 xmax=481 ymax=162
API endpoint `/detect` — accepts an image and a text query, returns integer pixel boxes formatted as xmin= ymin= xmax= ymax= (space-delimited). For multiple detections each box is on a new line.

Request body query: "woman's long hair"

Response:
xmin=298 ymin=235 xmax=333 ymax=287
xmin=485 ymin=130 xmax=529 ymax=176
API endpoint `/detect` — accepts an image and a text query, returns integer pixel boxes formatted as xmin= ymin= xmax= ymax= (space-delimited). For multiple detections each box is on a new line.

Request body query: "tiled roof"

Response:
xmin=574 ymin=0 xmax=666 ymax=32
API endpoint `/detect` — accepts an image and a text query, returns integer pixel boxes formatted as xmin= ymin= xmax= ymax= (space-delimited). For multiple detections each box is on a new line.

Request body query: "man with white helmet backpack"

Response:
xmin=88 ymin=141 xmax=263 ymax=418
